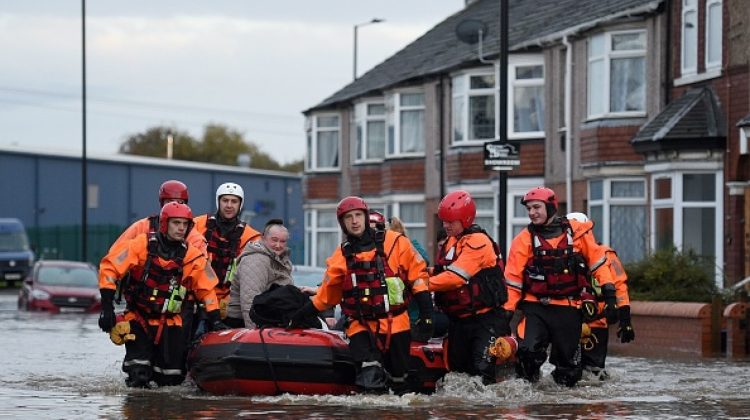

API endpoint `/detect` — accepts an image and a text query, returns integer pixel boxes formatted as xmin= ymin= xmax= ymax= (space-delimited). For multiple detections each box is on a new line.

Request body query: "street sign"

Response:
xmin=483 ymin=140 xmax=521 ymax=171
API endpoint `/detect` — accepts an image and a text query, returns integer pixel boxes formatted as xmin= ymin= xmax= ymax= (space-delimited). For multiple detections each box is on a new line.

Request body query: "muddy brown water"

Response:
xmin=1 ymin=290 xmax=749 ymax=419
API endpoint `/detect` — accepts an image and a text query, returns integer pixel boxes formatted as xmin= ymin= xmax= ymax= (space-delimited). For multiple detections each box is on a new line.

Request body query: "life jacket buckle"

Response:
xmin=540 ymin=297 xmax=550 ymax=306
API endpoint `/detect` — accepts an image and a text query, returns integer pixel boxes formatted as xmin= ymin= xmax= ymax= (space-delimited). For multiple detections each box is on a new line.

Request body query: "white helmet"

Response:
xmin=216 ymin=182 xmax=244 ymax=211
xmin=566 ymin=212 xmax=589 ymax=222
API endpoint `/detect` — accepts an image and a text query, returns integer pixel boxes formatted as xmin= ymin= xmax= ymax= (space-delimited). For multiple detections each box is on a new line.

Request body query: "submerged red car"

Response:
xmin=18 ymin=260 xmax=101 ymax=313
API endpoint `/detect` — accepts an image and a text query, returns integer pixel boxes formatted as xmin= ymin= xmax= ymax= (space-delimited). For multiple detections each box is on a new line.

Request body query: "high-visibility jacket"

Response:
xmin=589 ymin=245 xmax=631 ymax=328
xmin=193 ymin=214 xmax=260 ymax=304
xmin=503 ymin=218 xmax=614 ymax=310
xmin=109 ymin=215 xmax=207 ymax=255
xmin=99 ymin=232 xmax=220 ymax=326
xmin=312 ymin=230 xmax=429 ymax=337
xmin=429 ymin=228 xmax=506 ymax=318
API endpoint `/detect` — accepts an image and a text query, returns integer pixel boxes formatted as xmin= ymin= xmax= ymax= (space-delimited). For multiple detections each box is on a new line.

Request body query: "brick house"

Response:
xmin=302 ymin=0 xmax=749 ymax=290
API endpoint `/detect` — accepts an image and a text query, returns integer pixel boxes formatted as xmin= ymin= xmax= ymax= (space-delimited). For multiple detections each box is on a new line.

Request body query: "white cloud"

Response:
xmin=0 ymin=1 xmax=463 ymax=164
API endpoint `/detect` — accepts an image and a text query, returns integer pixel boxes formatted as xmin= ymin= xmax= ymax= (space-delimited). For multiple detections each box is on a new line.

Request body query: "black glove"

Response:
xmin=206 ymin=309 xmax=230 ymax=331
xmin=616 ymin=305 xmax=635 ymax=343
xmin=580 ymin=291 xmax=598 ymax=323
xmin=411 ymin=292 xmax=435 ymax=342
xmin=288 ymin=300 xmax=319 ymax=329
xmin=98 ymin=288 xmax=116 ymax=333
xmin=431 ymin=265 xmax=445 ymax=275
xmin=601 ymin=283 xmax=619 ymax=324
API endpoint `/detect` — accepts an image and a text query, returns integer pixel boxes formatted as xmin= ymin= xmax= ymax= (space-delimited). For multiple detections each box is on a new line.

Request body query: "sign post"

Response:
xmin=484 ymin=140 xmax=520 ymax=256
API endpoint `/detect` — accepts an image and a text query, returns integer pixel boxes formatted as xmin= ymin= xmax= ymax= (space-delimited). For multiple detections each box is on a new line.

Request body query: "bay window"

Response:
xmin=452 ymin=70 xmax=496 ymax=143
xmin=588 ymin=30 xmax=646 ymax=118
xmin=354 ymin=101 xmax=386 ymax=162
xmin=705 ymin=0 xmax=722 ymax=70
xmin=589 ymin=178 xmax=648 ymax=263
xmin=386 ymin=92 xmax=425 ymax=156
xmin=305 ymin=114 xmax=340 ymax=171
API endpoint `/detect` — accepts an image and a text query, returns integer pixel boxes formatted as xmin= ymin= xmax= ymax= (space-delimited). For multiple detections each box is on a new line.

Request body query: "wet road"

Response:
xmin=1 ymin=289 xmax=749 ymax=419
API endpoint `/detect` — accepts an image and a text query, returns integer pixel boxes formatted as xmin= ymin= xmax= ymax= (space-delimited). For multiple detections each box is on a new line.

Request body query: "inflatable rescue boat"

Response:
xmin=187 ymin=327 xmax=447 ymax=396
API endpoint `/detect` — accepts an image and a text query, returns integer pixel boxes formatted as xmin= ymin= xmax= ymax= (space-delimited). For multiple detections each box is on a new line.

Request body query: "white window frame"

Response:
xmin=506 ymin=178 xmax=543 ymax=252
xmin=508 ymin=55 xmax=545 ymax=139
xmin=588 ymin=177 xmax=648 ymax=263
xmin=386 ymin=90 xmax=425 ymax=158
xmin=587 ymin=30 xmax=647 ymax=119
xmin=681 ymin=0 xmax=698 ymax=76
xmin=384 ymin=195 xmax=426 ymax=236
xmin=649 ymin=169 xmax=724 ymax=287
xmin=353 ymin=100 xmax=386 ymax=163
xmin=451 ymin=67 xmax=496 ymax=145
xmin=705 ymin=0 xmax=723 ymax=70
xmin=304 ymin=207 xmax=340 ymax=267
xmin=305 ymin=113 xmax=341 ymax=172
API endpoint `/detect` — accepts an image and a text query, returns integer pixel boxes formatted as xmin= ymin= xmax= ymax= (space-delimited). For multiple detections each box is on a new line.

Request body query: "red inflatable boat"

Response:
xmin=187 ymin=327 xmax=447 ymax=396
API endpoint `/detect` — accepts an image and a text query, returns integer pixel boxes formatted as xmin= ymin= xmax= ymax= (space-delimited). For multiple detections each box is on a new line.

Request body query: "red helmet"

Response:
xmin=159 ymin=202 xmax=194 ymax=235
xmin=159 ymin=180 xmax=189 ymax=206
xmin=337 ymin=196 xmax=369 ymax=219
xmin=336 ymin=196 xmax=369 ymax=231
xmin=368 ymin=210 xmax=386 ymax=225
xmin=438 ymin=190 xmax=476 ymax=229
xmin=521 ymin=186 xmax=558 ymax=217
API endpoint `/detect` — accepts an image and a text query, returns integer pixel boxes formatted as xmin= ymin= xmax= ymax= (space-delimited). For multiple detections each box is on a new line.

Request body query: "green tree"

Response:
xmin=120 ymin=124 xmax=299 ymax=172
xmin=118 ymin=126 xmax=198 ymax=160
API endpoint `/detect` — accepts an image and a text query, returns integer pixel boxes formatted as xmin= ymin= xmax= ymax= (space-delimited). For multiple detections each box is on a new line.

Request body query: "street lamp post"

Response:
xmin=354 ymin=18 xmax=384 ymax=80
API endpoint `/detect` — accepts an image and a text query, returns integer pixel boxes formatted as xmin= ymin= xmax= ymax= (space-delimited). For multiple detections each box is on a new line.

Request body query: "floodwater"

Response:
xmin=1 ymin=289 xmax=749 ymax=420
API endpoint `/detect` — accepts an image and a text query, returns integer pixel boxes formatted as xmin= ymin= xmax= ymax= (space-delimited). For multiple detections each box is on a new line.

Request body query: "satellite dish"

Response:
xmin=455 ymin=19 xmax=487 ymax=45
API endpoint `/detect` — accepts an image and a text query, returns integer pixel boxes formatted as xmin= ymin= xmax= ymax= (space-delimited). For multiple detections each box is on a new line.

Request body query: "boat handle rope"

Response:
xmin=258 ymin=327 xmax=282 ymax=395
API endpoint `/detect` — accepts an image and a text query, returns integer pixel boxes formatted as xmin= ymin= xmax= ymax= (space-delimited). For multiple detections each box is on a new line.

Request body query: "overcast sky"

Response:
xmin=0 ymin=0 xmax=463 ymax=164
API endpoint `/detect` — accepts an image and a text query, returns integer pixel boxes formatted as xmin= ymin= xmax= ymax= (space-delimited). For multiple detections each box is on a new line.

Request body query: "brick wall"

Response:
xmin=382 ymin=159 xmax=425 ymax=193
xmin=304 ymin=174 xmax=340 ymax=200
xmin=579 ymin=125 xmax=642 ymax=165
xmin=608 ymin=301 xmax=716 ymax=358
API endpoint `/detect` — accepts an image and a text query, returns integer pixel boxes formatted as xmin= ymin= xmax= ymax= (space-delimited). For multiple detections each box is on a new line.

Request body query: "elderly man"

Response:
xmin=225 ymin=219 xmax=292 ymax=328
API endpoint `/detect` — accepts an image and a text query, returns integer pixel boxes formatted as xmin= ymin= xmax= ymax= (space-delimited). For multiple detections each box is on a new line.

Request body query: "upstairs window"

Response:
xmin=452 ymin=70 xmax=496 ymax=144
xmin=305 ymin=114 xmax=340 ymax=171
xmin=705 ymin=0 xmax=722 ymax=70
xmin=509 ymin=58 xmax=545 ymax=138
xmin=354 ymin=101 xmax=386 ymax=162
xmin=681 ymin=0 xmax=698 ymax=75
xmin=386 ymin=92 xmax=425 ymax=157
xmin=588 ymin=31 xmax=646 ymax=118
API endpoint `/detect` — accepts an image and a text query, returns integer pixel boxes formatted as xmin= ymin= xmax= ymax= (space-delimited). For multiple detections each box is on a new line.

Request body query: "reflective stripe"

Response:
xmin=123 ymin=359 xmax=151 ymax=367
xmin=506 ymin=279 xmax=523 ymax=289
xmin=152 ymin=366 xmax=184 ymax=375
xmin=412 ymin=278 xmax=425 ymax=287
xmin=104 ymin=276 xmax=117 ymax=286
xmin=590 ymin=256 xmax=608 ymax=273
xmin=446 ymin=264 xmax=471 ymax=282
xmin=361 ymin=360 xmax=382 ymax=368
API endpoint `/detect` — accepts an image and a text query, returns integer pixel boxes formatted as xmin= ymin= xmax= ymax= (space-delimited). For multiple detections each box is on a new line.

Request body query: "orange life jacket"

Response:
xmin=129 ymin=233 xmax=187 ymax=317
xmin=522 ymin=221 xmax=590 ymax=298
xmin=340 ymin=236 xmax=410 ymax=320
xmin=203 ymin=216 xmax=245 ymax=286
xmin=434 ymin=225 xmax=507 ymax=318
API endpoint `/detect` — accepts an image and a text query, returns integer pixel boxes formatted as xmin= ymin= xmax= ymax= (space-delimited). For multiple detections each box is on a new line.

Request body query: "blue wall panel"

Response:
xmin=0 ymin=154 xmax=36 ymax=226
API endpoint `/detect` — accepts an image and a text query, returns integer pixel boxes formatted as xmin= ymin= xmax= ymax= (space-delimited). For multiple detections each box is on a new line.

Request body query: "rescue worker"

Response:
xmin=288 ymin=196 xmax=434 ymax=394
xmin=193 ymin=182 xmax=261 ymax=317
xmin=97 ymin=202 xmax=227 ymax=388
xmin=504 ymin=187 xmax=616 ymax=387
xmin=428 ymin=190 xmax=510 ymax=384
xmin=567 ymin=212 xmax=635 ymax=379
xmin=109 ymin=179 xmax=207 ymax=254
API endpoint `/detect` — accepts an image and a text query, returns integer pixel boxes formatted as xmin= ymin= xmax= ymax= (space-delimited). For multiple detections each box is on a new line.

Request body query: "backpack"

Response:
xmin=249 ymin=284 xmax=321 ymax=329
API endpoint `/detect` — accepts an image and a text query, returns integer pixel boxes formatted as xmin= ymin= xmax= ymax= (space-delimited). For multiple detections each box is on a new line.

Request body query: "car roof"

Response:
xmin=36 ymin=260 xmax=96 ymax=269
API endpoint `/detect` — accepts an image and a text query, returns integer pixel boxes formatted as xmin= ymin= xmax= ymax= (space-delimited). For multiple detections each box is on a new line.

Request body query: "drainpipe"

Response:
xmin=563 ymin=35 xmax=573 ymax=208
